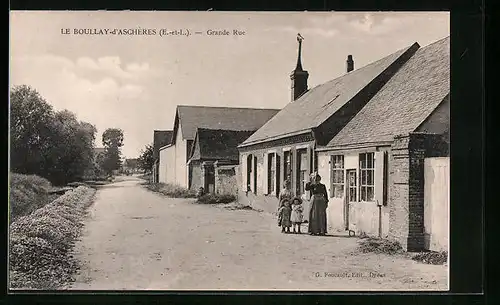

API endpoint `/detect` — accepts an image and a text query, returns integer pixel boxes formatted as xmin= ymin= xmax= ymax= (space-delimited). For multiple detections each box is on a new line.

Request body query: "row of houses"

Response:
xmin=151 ymin=35 xmax=450 ymax=252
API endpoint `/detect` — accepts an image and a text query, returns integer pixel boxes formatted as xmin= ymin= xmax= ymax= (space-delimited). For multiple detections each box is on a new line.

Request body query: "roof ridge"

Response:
xmin=305 ymin=42 xmax=418 ymax=93
xmin=177 ymin=105 xmax=280 ymax=111
xmin=197 ymin=127 xmax=257 ymax=132
xmin=419 ymin=36 xmax=450 ymax=49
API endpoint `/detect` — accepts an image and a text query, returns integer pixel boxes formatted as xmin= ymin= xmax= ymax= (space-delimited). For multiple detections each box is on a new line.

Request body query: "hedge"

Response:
xmin=9 ymin=173 xmax=52 ymax=221
xmin=9 ymin=186 xmax=96 ymax=289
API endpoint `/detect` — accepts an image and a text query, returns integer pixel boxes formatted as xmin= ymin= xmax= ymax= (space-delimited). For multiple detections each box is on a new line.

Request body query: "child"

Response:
xmin=290 ymin=197 xmax=304 ymax=234
xmin=278 ymin=199 xmax=292 ymax=233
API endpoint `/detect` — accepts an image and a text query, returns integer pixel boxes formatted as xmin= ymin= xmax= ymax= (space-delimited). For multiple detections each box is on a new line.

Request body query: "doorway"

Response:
xmin=345 ymin=169 xmax=357 ymax=230
xmin=204 ymin=163 xmax=215 ymax=193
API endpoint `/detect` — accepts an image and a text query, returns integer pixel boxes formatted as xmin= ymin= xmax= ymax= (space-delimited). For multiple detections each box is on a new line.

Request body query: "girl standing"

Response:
xmin=278 ymin=199 xmax=292 ymax=233
xmin=290 ymin=197 xmax=304 ymax=234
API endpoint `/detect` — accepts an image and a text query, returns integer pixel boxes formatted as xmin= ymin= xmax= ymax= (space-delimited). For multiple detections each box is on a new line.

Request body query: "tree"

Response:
xmin=44 ymin=110 xmax=97 ymax=184
xmin=10 ymin=85 xmax=97 ymax=185
xmin=138 ymin=144 xmax=154 ymax=173
xmin=10 ymin=85 xmax=55 ymax=176
xmin=101 ymin=128 xmax=124 ymax=175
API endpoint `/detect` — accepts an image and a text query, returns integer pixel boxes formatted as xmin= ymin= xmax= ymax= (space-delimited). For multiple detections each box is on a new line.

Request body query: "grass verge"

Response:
xmin=196 ymin=193 xmax=236 ymax=204
xmin=357 ymin=237 xmax=403 ymax=255
xmin=145 ymin=182 xmax=197 ymax=198
xmin=411 ymin=251 xmax=448 ymax=265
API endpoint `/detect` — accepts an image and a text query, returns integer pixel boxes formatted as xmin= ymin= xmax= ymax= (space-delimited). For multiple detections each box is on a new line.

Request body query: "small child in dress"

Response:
xmin=278 ymin=199 xmax=292 ymax=233
xmin=290 ymin=197 xmax=304 ymax=234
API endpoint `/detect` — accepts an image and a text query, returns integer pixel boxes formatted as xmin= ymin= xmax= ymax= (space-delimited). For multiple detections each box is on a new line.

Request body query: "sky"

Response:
xmin=10 ymin=11 xmax=449 ymax=159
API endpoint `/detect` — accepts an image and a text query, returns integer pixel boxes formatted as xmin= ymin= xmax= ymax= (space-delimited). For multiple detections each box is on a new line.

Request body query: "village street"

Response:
xmin=68 ymin=176 xmax=447 ymax=291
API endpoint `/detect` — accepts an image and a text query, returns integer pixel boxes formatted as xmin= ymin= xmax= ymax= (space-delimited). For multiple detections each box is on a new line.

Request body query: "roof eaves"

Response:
xmin=159 ymin=143 xmax=173 ymax=151
xmin=317 ymin=140 xmax=394 ymax=152
xmin=238 ymin=128 xmax=313 ymax=148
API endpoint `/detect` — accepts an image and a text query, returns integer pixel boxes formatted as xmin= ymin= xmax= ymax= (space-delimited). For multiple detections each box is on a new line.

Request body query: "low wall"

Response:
xmin=237 ymin=193 xmax=280 ymax=215
xmin=215 ymin=165 xmax=238 ymax=196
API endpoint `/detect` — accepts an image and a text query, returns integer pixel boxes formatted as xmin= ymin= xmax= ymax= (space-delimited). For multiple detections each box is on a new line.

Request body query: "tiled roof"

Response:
xmin=240 ymin=43 xmax=419 ymax=146
xmin=153 ymin=130 xmax=173 ymax=160
xmin=326 ymin=36 xmax=450 ymax=148
xmin=177 ymin=106 xmax=279 ymax=141
xmin=190 ymin=128 xmax=255 ymax=161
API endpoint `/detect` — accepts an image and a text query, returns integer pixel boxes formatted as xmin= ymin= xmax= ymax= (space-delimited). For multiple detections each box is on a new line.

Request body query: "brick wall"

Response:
xmin=408 ymin=134 xmax=426 ymax=251
xmin=389 ymin=132 xmax=448 ymax=251
xmin=389 ymin=135 xmax=412 ymax=250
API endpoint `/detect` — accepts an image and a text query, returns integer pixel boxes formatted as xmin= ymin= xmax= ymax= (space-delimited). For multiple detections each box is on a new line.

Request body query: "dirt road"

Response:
xmin=69 ymin=176 xmax=447 ymax=290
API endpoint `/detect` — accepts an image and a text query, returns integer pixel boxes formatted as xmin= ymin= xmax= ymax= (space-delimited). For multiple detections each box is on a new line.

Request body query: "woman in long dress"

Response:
xmin=306 ymin=173 xmax=329 ymax=235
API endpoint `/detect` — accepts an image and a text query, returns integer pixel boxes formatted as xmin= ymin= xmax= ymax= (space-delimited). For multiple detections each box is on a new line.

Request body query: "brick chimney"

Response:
xmin=346 ymin=55 xmax=354 ymax=73
xmin=290 ymin=33 xmax=309 ymax=102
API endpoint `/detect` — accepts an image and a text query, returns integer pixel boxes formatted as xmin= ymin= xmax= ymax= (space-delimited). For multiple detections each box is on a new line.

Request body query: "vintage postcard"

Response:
xmin=9 ymin=11 xmax=450 ymax=291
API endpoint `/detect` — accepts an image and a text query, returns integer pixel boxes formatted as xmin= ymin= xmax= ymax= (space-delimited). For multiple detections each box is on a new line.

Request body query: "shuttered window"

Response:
xmin=268 ymin=153 xmax=276 ymax=194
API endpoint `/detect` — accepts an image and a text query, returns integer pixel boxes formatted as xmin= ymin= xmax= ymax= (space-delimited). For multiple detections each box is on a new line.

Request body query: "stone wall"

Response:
xmin=214 ymin=163 xmax=238 ymax=196
xmin=189 ymin=160 xmax=203 ymax=191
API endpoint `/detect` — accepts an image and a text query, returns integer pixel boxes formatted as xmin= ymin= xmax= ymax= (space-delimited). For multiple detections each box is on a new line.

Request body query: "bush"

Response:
xmin=358 ymin=237 xmax=403 ymax=255
xmin=146 ymin=183 xmax=197 ymax=198
xmin=9 ymin=173 xmax=52 ymax=220
xmin=197 ymin=193 xmax=236 ymax=204
xmin=411 ymin=251 xmax=448 ymax=265
xmin=9 ymin=186 xmax=96 ymax=289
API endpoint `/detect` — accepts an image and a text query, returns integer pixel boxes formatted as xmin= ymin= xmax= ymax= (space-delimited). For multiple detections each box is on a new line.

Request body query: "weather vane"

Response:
xmin=297 ymin=33 xmax=304 ymax=43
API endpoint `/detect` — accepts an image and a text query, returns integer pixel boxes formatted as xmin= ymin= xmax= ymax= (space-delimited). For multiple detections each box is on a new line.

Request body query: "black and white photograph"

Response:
xmin=9 ymin=11 xmax=450 ymax=291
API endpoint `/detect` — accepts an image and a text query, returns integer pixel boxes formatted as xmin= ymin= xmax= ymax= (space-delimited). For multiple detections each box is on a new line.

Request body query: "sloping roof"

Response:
xmin=189 ymin=128 xmax=255 ymax=161
xmin=153 ymin=130 xmax=173 ymax=160
xmin=326 ymin=36 xmax=450 ymax=148
xmin=241 ymin=43 xmax=419 ymax=146
xmin=176 ymin=106 xmax=279 ymax=141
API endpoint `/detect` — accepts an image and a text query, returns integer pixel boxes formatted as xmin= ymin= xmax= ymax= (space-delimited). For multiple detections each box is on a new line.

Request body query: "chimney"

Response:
xmin=290 ymin=33 xmax=309 ymax=102
xmin=346 ymin=55 xmax=354 ymax=73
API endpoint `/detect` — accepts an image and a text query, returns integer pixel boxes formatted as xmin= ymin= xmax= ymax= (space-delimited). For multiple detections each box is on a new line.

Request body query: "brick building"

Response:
xmin=316 ymin=37 xmax=449 ymax=251
xmin=158 ymin=105 xmax=278 ymax=188
xmin=237 ymin=35 xmax=420 ymax=214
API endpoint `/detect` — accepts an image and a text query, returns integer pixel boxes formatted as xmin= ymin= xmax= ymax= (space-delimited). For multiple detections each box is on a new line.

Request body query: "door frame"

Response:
xmin=345 ymin=168 xmax=357 ymax=230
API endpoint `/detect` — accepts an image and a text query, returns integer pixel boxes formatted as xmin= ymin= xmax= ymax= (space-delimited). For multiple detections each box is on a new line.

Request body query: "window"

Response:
xmin=296 ymin=149 xmax=307 ymax=195
xmin=331 ymin=155 xmax=344 ymax=198
xmin=284 ymin=150 xmax=292 ymax=184
xmin=268 ymin=153 xmax=276 ymax=194
xmin=359 ymin=152 xmax=375 ymax=201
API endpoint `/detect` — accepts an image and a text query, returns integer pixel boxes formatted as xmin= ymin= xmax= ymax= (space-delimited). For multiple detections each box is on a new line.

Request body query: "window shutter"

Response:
xmin=263 ymin=153 xmax=269 ymax=195
xmin=241 ymin=154 xmax=247 ymax=193
xmin=374 ymin=151 xmax=386 ymax=205
xmin=330 ymin=155 xmax=334 ymax=198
